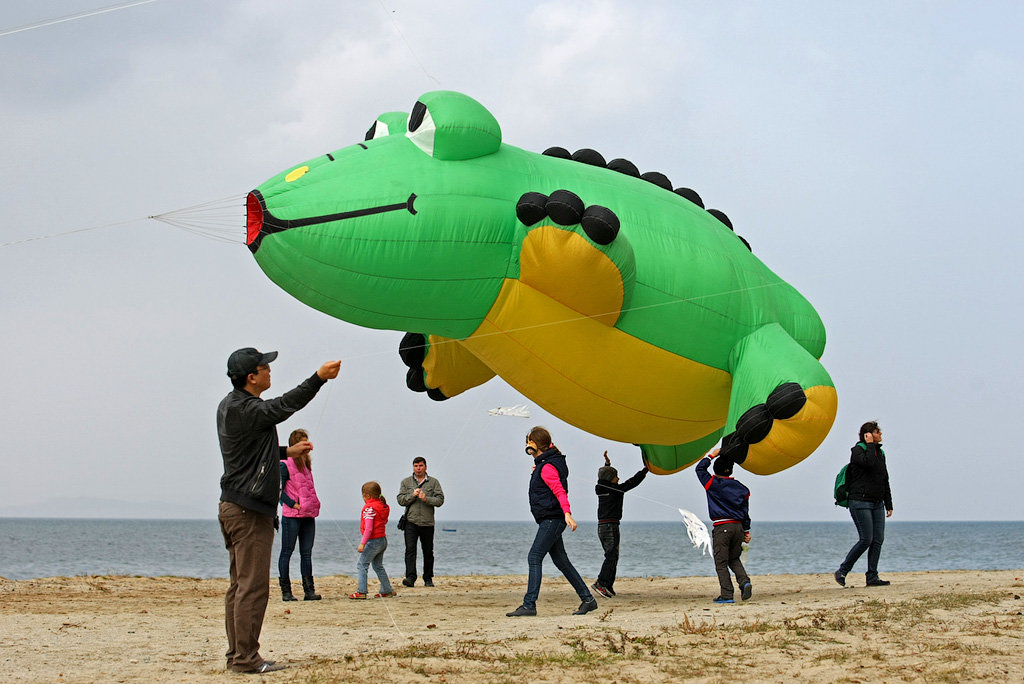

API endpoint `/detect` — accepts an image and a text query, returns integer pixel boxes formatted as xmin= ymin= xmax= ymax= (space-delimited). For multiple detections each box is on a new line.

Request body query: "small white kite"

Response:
xmin=488 ymin=404 xmax=530 ymax=418
xmin=678 ymin=508 xmax=712 ymax=556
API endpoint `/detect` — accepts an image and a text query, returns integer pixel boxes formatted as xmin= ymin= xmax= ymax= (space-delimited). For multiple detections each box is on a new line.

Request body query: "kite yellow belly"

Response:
xmin=459 ymin=277 xmax=732 ymax=446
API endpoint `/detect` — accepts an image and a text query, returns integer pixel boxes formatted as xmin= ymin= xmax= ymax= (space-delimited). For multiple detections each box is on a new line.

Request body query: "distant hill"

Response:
xmin=0 ymin=497 xmax=210 ymax=519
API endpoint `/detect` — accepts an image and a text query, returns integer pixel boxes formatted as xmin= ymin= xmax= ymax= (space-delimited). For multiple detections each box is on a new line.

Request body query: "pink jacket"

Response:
xmin=281 ymin=458 xmax=321 ymax=518
xmin=541 ymin=463 xmax=571 ymax=513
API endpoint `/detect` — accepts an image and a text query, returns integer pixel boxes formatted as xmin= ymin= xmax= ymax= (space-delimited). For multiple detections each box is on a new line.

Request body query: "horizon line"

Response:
xmin=2 ymin=516 xmax=1022 ymax=524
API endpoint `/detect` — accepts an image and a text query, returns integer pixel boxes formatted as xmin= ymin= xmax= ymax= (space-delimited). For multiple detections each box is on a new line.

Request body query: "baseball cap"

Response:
xmin=227 ymin=347 xmax=278 ymax=377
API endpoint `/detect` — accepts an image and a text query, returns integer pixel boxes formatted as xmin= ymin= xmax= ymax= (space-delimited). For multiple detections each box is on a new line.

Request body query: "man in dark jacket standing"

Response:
xmin=591 ymin=450 xmax=648 ymax=598
xmin=835 ymin=421 xmax=893 ymax=588
xmin=216 ymin=347 xmax=340 ymax=674
xmin=696 ymin=447 xmax=752 ymax=603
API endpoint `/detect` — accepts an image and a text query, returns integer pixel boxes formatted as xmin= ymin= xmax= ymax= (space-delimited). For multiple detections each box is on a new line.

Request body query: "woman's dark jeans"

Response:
xmin=839 ymin=499 xmax=886 ymax=581
xmin=522 ymin=518 xmax=593 ymax=609
xmin=278 ymin=516 xmax=316 ymax=581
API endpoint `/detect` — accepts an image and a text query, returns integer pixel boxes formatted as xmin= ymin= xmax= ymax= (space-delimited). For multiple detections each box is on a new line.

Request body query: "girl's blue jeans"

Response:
xmin=357 ymin=537 xmax=393 ymax=594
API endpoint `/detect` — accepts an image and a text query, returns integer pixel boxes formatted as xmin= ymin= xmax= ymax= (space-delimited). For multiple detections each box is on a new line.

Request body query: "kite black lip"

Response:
xmin=246 ymin=190 xmax=417 ymax=253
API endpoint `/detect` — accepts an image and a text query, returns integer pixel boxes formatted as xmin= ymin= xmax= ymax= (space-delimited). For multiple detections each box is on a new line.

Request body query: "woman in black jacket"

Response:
xmin=834 ymin=421 xmax=893 ymax=587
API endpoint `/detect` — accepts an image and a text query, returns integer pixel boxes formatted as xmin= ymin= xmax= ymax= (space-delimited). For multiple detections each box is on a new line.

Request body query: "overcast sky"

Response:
xmin=1 ymin=1 xmax=1021 ymax=523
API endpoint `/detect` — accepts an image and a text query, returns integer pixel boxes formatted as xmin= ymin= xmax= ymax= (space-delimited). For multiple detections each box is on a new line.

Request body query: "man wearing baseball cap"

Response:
xmin=216 ymin=347 xmax=340 ymax=674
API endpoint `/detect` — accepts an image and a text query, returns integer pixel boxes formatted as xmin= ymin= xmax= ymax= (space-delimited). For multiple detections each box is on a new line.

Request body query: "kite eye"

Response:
xmin=365 ymin=112 xmax=409 ymax=141
xmin=406 ymin=101 xmax=436 ymax=146
xmin=405 ymin=90 xmax=501 ymax=160
xmin=364 ymin=121 xmax=384 ymax=141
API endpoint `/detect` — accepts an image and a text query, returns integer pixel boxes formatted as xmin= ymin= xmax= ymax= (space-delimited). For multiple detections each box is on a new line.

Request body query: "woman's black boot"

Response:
xmin=302 ymin=576 xmax=322 ymax=600
xmin=279 ymin=578 xmax=298 ymax=602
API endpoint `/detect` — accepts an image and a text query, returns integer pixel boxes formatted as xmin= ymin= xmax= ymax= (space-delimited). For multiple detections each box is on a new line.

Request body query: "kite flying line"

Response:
xmin=0 ymin=218 xmax=144 ymax=248
xmin=376 ymin=0 xmax=440 ymax=86
xmin=1 ymin=199 xmax=800 ymax=368
xmin=326 ymin=517 xmax=408 ymax=637
xmin=3 ymin=194 xmax=803 ymax=385
xmin=0 ymin=0 xmax=163 ymax=38
xmin=0 ymin=195 xmax=244 ymax=249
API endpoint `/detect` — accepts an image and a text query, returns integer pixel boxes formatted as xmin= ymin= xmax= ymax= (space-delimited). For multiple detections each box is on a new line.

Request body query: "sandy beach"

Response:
xmin=2 ymin=570 xmax=1022 ymax=682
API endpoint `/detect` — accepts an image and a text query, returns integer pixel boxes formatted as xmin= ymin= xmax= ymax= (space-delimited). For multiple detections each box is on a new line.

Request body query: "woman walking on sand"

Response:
xmin=506 ymin=426 xmax=598 ymax=617
xmin=278 ymin=429 xmax=323 ymax=601
xmin=835 ymin=421 xmax=894 ymax=588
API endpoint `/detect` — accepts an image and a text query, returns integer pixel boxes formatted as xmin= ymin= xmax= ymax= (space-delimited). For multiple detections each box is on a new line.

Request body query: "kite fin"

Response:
xmin=640 ymin=432 xmax=723 ymax=475
xmin=720 ymin=323 xmax=837 ymax=475
xmin=399 ymin=332 xmax=496 ymax=401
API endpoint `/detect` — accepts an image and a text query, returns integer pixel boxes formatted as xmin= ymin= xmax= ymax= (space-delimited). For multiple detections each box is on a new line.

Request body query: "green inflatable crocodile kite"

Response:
xmin=245 ymin=90 xmax=837 ymax=476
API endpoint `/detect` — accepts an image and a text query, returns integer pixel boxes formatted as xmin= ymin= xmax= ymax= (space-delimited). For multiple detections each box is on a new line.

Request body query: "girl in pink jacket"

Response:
xmin=349 ymin=481 xmax=395 ymax=599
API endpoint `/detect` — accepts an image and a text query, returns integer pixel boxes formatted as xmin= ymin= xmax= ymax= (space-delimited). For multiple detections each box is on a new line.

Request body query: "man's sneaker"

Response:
xmin=506 ymin=605 xmax=537 ymax=617
xmin=591 ymin=582 xmax=612 ymax=598
xmin=608 ymin=586 xmax=616 ymax=596
xmin=573 ymin=598 xmax=599 ymax=615
xmin=712 ymin=596 xmax=735 ymax=604
xmin=740 ymin=582 xmax=753 ymax=601
xmin=833 ymin=570 xmax=846 ymax=587
xmin=401 ymin=578 xmax=415 ymax=587
xmin=866 ymin=578 xmax=891 ymax=587
xmin=246 ymin=661 xmax=285 ymax=673
xmin=423 ymin=580 xmax=434 ymax=587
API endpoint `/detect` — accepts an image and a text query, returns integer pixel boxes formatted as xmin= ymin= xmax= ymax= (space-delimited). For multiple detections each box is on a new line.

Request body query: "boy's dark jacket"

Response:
xmin=695 ymin=456 xmax=751 ymax=530
xmin=845 ymin=442 xmax=893 ymax=510
xmin=595 ymin=467 xmax=648 ymax=522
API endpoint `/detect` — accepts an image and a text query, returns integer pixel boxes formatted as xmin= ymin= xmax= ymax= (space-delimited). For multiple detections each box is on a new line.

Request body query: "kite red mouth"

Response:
xmin=246 ymin=192 xmax=263 ymax=247
xmin=244 ymin=190 xmax=417 ymax=254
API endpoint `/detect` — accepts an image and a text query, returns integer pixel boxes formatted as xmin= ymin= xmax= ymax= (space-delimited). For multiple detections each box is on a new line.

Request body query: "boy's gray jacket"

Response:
xmin=396 ymin=475 xmax=445 ymax=526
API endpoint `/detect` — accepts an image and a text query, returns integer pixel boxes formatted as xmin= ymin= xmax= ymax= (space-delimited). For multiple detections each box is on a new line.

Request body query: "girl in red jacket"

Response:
xmin=350 ymin=481 xmax=395 ymax=599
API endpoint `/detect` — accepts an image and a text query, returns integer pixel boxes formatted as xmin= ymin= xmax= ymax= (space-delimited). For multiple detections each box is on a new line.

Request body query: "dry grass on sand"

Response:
xmin=2 ymin=570 xmax=1023 ymax=682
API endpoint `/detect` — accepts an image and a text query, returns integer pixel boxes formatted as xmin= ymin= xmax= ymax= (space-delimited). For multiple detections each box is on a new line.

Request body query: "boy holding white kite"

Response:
xmin=695 ymin=447 xmax=752 ymax=604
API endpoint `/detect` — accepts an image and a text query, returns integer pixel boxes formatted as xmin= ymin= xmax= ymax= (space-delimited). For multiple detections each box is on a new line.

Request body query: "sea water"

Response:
xmin=1 ymin=519 xmax=1021 ymax=581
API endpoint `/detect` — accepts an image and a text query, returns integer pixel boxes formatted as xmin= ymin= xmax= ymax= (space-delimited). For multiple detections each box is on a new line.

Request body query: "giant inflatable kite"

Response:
xmin=245 ymin=91 xmax=836 ymax=475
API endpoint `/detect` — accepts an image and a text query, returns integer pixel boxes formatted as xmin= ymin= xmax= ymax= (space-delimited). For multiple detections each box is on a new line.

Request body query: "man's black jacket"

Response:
xmin=217 ymin=373 xmax=325 ymax=517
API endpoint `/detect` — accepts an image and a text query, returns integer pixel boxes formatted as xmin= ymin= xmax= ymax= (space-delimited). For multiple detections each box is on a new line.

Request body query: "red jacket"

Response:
xmin=360 ymin=497 xmax=389 ymax=543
